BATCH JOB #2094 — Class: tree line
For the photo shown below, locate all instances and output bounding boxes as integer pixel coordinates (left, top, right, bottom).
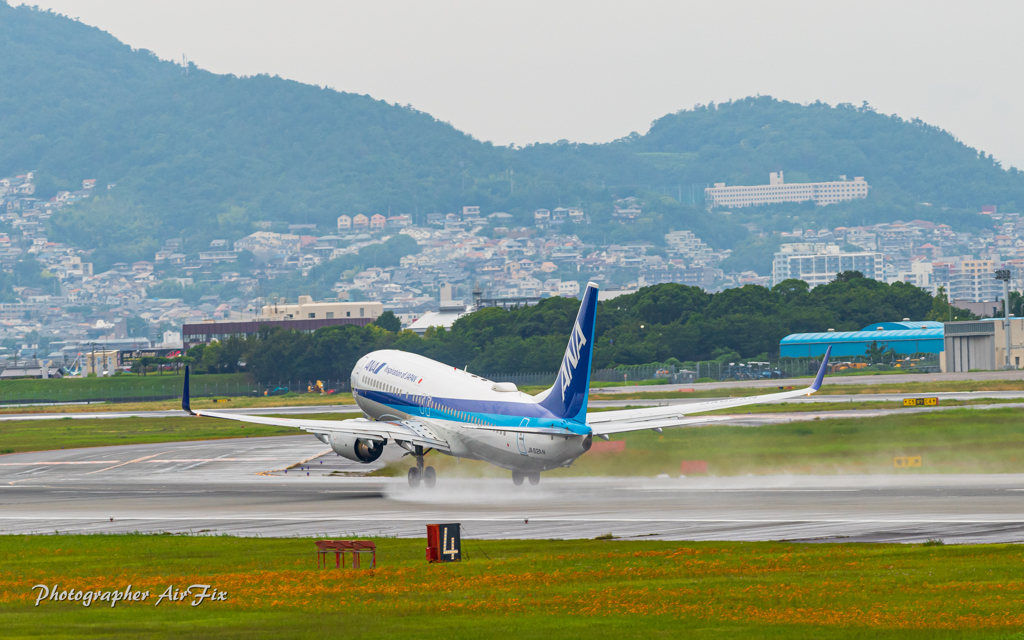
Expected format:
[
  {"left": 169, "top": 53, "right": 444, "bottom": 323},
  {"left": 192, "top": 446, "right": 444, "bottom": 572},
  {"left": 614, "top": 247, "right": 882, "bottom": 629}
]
[{"left": 188, "top": 274, "right": 977, "bottom": 383}]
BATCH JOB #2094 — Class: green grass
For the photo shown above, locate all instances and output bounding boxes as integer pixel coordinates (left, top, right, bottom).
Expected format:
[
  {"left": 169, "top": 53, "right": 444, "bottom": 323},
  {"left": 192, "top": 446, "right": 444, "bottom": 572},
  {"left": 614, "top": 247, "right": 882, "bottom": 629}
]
[
  {"left": 0, "top": 413, "right": 360, "bottom": 454},
  {"left": 0, "top": 372, "right": 250, "bottom": 404},
  {"left": 699, "top": 397, "right": 1024, "bottom": 414},
  {"left": 1, "top": 534, "right": 1023, "bottom": 638}
]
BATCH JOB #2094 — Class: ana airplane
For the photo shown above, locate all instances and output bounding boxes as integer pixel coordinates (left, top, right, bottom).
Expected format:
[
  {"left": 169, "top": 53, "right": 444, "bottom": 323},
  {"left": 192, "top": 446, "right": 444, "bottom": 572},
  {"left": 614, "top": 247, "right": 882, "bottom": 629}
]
[{"left": 181, "top": 283, "right": 832, "bottom": 487}]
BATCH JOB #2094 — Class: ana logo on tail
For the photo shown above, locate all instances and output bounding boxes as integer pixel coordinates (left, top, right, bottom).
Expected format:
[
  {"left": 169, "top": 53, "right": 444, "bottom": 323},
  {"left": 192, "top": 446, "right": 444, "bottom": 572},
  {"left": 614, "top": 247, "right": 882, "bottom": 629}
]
[{"left": 560, "top": 320, "right": 588, "bottom": 400}]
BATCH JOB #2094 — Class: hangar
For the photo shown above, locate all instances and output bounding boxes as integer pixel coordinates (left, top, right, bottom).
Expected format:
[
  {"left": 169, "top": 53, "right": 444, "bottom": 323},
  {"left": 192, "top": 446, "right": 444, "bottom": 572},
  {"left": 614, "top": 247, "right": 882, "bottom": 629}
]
[{"left": 780, "top": 321, "right": 945, "bottom": 358}]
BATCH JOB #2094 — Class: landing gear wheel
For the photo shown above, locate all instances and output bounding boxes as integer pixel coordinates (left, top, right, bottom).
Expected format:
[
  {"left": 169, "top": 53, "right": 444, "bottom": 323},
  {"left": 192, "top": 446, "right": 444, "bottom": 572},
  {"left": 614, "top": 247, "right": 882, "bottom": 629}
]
[
  {"left": 407, "top": 466, "right": 421, "bottom": 488},
  {"left": 512, "top": 470, "right": 524, "bottom": 486},
  {"left": 528, "top": 473, "right": 540, "bottom": 486},
  {"left": 423, "top": 466, "right": 437, "bottom": 488}
]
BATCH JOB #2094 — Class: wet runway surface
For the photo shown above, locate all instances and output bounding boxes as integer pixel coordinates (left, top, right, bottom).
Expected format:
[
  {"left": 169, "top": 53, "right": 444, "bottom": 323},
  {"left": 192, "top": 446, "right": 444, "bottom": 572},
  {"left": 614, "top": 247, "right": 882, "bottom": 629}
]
[{"left": 4, "top": 436, "right": 1024, "bottom": 544}]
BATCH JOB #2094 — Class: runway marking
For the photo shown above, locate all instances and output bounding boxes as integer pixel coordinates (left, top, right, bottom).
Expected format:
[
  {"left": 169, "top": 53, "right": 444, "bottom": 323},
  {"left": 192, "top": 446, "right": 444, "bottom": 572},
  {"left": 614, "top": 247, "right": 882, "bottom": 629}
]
[
  {"left": 256, "top": 448, "right": 332, "bottom": 476},
  {"left": 626, "top": 488, "right": 862, "bottom": 493},
  {"left": 86, "top": 451, "right": 173, "bottom": 474},
  {"left": 143, "top": 458, "right": 288, "bottom": 463},
  {"left": 0, "top": 461, "right": 119, "bottom": 465}
]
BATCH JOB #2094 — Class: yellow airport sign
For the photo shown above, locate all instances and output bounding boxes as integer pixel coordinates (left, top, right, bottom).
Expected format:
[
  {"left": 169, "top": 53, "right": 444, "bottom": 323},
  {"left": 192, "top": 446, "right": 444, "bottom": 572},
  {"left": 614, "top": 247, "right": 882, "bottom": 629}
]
[
  {"left": 894, "top": 456, "right": 922, "bottom": 468},
  {"left": 903, "top": 398, "right": 938, "bottom": 407}
]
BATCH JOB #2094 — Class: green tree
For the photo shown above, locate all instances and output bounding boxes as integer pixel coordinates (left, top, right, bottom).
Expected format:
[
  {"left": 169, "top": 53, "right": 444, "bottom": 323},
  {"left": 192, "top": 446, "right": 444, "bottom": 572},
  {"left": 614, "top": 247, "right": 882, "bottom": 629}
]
[
  {"left": 926, "top": 286, "right": 979, "bottom": 322},
  {"left": 374, "top": 311, "right": 402, "bottom": 333}
]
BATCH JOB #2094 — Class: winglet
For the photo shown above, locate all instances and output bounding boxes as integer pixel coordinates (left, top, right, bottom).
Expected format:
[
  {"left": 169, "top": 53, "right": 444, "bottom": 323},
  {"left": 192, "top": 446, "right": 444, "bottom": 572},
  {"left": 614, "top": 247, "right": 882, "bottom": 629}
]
[
  {"left": 182, "top": 365, "right": 194, "bottom": 415},
  {"left": 810, "top": 345, "right": 832, "bottom": 392}
]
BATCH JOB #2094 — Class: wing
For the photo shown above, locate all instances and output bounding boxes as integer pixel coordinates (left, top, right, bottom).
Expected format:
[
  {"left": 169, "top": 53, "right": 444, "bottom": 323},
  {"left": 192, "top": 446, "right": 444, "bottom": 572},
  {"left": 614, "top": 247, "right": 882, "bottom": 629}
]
[
  {"left": 587, "top": 346, "right": 831, "bottom": 437},
  {"left": 180, "top": 368, "right": 449, "bottom": 451},
  {"left": 191, "top": 409, "right": 451, "bottom": 451}
]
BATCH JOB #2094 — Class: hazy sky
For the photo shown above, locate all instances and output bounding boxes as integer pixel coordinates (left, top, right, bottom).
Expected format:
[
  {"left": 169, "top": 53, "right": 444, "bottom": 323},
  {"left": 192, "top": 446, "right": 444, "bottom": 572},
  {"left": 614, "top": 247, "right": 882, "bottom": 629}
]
[{"left": 21, "top": 1, "right": 1024, "bottom": 168}]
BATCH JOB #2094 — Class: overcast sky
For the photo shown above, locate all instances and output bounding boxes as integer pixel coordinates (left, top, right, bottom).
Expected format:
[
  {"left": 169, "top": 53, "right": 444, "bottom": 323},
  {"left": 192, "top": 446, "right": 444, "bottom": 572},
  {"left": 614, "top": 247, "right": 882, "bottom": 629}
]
[{"left": 22, "top": 1, "right": 1024, "bottom": 169}]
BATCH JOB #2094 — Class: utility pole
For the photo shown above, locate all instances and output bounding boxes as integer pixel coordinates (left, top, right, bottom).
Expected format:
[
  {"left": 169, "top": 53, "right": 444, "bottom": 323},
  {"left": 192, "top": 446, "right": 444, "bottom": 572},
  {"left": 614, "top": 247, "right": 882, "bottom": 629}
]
[{"left": 995, "top": 269, "right": 1013, "bottom": 368}]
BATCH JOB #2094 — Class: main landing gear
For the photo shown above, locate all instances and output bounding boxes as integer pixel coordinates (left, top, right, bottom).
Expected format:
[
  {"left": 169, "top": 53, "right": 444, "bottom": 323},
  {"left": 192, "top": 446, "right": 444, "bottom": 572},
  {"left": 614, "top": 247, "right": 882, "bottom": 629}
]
[
  {"left": 512, "top": 470, "right": 540, "bottom": 486},
  {"left": 407, "top": 445, "right": 436, "bottom": 489}
]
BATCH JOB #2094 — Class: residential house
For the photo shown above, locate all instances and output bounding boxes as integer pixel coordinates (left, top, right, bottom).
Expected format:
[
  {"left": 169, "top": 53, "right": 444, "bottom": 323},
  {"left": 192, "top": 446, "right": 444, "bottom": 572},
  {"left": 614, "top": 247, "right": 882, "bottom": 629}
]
[
  {"left": 387, "top": 214, "right": 412, "bottom": 228},
  {"left": 533, "top": 209, "right": 551, "bottom": 227}
]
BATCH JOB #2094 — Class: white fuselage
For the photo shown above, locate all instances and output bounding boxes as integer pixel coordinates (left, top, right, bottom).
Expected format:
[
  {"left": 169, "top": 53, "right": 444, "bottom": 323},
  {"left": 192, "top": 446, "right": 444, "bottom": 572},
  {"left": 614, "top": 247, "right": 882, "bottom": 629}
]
[{"left": 350, "top": 350, "right": 592, "bottom": 472}]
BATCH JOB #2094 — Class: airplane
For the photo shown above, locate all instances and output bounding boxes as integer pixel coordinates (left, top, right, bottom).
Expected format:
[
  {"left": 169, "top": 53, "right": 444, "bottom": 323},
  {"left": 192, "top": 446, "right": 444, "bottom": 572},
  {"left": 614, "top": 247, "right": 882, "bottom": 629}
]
[{"left": 181, "top": 282, "right": 832, "bottom": 487}]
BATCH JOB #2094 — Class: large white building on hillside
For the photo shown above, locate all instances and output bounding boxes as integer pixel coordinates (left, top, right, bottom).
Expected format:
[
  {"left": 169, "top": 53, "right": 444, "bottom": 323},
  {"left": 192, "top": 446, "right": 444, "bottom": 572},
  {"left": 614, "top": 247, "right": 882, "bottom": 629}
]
[
  {"left": 772, "top": 243, "right": 883, "bottom": 288},
  {"left": 705, "top": 172, "right": 869, "bottom": 209}
]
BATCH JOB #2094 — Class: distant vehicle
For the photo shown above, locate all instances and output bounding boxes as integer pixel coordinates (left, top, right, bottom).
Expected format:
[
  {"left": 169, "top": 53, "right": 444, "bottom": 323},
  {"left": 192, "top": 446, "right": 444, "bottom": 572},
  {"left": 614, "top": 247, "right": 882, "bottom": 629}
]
[
  {"left": 263, "top": 386, "right": 289, "bottom": 396},
  {"left": 894, "top": 358, "right": 921, "bottom": 369},
  {"left": 183, "top": 284, "right": 833, "bottom": 488},
  {"left": 831, "top": 362, "right": 868, "bottom": 373}
]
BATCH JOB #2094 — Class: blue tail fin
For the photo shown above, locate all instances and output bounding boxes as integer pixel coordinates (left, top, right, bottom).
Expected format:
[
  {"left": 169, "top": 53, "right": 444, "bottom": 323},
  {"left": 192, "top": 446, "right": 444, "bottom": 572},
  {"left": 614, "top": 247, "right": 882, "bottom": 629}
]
[{"left": 539, "top": 282, "right": 599, "bottom": 422}]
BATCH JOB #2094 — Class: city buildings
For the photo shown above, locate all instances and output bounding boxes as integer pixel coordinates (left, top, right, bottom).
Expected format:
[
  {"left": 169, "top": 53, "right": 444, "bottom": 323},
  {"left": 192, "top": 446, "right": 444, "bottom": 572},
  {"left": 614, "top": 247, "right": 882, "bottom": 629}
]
[
  {"left": 772, "top": 243, "right": 883, "bottom": 287},
  {"left": 705, "top": 172, "right": 869, "bottom": 209}
]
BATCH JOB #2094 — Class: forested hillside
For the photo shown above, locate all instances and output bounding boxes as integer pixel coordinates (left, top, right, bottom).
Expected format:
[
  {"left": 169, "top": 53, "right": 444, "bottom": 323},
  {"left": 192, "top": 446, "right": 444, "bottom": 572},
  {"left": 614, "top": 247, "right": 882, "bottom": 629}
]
[{"left": 2, "top": 2, "right": 1023, "bottom": 262}]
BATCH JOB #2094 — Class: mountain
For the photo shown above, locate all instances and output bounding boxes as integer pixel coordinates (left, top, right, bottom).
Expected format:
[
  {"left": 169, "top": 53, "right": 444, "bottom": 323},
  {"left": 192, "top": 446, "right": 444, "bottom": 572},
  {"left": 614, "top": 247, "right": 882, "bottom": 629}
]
[{"left": 2, "top": 2, "right": 1023, "bottom": 267}]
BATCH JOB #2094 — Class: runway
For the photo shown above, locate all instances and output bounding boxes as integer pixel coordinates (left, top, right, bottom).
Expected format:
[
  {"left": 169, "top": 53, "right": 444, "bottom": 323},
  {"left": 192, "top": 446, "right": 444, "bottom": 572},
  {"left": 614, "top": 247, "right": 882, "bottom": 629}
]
[{"left": 4, "top": 436, "right": 1024, "bottom": 544}]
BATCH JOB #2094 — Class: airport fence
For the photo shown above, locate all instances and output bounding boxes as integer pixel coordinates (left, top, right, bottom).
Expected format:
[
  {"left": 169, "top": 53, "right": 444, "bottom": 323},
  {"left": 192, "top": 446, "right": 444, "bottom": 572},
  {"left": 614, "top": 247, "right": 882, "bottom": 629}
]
[
  {"left": 484, "top": 353, "right": 941, "bottom": 387},
  {"left": 484, "top": 365, "right": 663, "bottom": 388}
]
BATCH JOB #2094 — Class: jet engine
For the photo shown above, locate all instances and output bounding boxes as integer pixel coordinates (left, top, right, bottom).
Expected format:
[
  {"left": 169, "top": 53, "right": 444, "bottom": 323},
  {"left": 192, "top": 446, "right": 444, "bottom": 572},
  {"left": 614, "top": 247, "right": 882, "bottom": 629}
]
[
  {"left": 330, "top": 433, "right": 386, "bottom": 463},
  {"left": 581, "top": 433, "right": 593, "bottom": 452}
]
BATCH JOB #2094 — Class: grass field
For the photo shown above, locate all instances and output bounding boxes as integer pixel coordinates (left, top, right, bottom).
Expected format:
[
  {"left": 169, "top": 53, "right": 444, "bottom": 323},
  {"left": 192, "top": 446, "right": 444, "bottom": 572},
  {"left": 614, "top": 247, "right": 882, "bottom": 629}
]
[
  {"left": 0, "top": 412, "right": 360, "bottom": 454},
  {"left": 381, "top": 406, "right": 1024, "bottom": 478},
  {"left": 1, "top": 535, "right": 1023, "bottom": 638},
  {"left": 0, "top": 372, "right": 248, "bottom": 402},
  {"left": 0, "top": 392, "right": 356, "bottom": 416},
  {"left": 698, "top": 397, "right": 1024, "bottom": 414}
]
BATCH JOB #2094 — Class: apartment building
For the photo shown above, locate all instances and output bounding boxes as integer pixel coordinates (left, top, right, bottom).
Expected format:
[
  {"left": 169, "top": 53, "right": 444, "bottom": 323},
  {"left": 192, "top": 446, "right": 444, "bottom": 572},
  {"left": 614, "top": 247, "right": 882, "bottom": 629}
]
[
  {"left": 705, "top": 172, "right": 869, "bottom": 209},
  {"left": 771, "top": 243, "right": 883, "bottom": 287},
  {"left": 948, "top": 259, "right": 1002, "bottom": 302}
]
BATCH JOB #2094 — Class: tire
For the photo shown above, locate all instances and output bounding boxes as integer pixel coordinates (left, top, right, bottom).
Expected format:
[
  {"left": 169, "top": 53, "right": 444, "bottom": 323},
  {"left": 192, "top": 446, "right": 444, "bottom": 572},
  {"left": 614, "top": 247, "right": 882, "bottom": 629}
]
[
  {"left": 528, "top": 473, "right": 540, "bottom": 486},
  {"left": 423, "top": 466, "right": 437, "bottom": 488},
  {"left": 512, "top": 470, "right": 524, "bottom": 486},
  {"left": 408, "top": 467, "right": 421, "bottom": 488}
]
